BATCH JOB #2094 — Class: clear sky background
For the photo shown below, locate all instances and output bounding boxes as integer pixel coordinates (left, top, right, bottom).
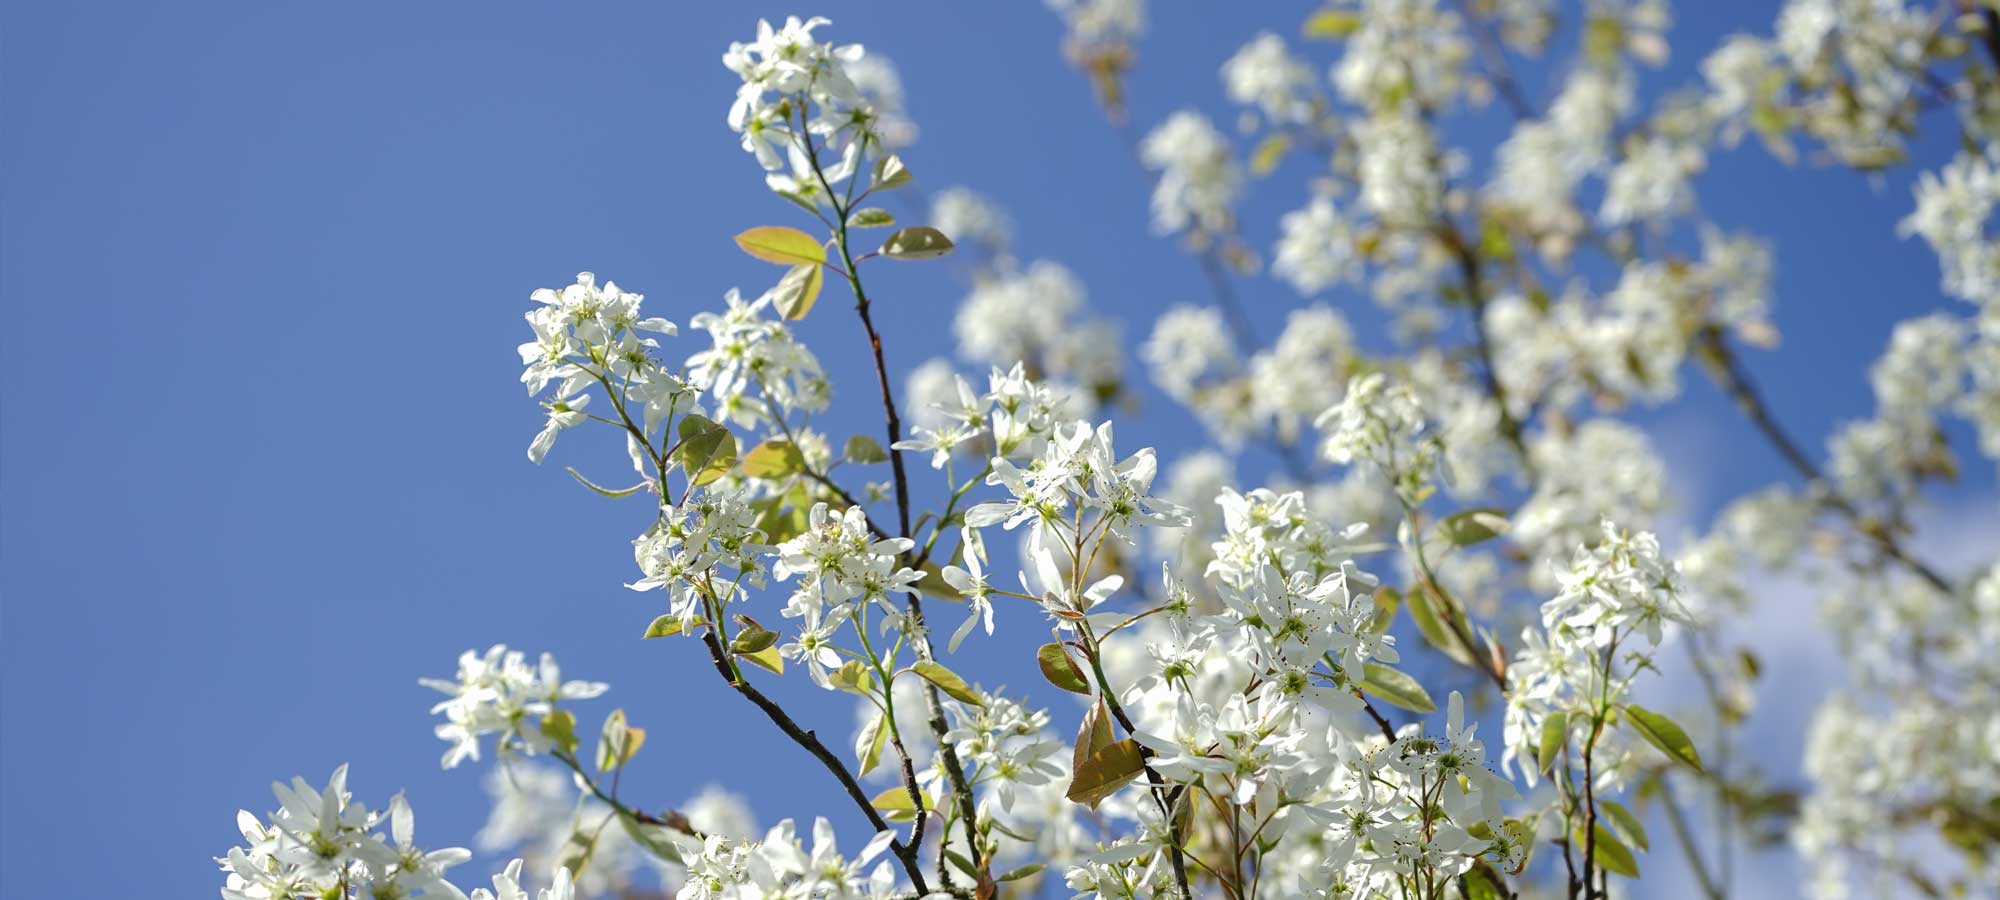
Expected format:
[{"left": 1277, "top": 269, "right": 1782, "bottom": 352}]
[{"left": 2, "top": 2, "right": 1992, "bottom": 898}]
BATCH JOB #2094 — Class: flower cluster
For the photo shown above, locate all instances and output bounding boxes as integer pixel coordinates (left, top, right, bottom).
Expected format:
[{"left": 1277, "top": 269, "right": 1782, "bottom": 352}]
[
  {"left": 420, "top": 645, "right": 609, "bottom": 769},
  {"left": 1503, "top": 520, "right": 1694, "bottom": 787},
  {"left": 217, "top": 9, "right": 2000, "bottom": 900},
  {"left": 217, "top": 766, "right": 476, "bottom": 900},
  {"left": 670, "top": 818, "right": 900, "bottom": 900},
  {"left": 518, "top": 273, "right": 679, "bottom": 464}
]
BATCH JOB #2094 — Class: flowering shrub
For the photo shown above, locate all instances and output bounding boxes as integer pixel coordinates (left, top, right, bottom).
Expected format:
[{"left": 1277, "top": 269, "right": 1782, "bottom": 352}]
[{"left": 218, "top": 5, "right": 2000, "bottom": 900}]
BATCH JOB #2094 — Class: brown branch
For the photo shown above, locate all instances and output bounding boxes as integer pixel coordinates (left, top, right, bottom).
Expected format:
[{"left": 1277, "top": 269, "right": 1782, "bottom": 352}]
[
  {"left": 695, "top": 627, "right": 934, "bottom": 895},
  {"left": 801, "top": 124, "right": 989, "bottom": 878},
  {"left": 1695, "top": 327, "right": 1952, "bottom": 593}
]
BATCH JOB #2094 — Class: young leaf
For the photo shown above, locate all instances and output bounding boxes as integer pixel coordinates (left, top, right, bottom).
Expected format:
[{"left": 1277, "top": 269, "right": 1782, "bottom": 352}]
[
  {"left": 1536, "top": 711, "right": 1569, "bottom": 774},
  {"left": 595, "top": 709, "right": 645, "bottom": 772},
  {"left": 910, "top": 660, "right": 984, "bottom": 706},
  {"left": 1624, "top": 704, "right": 1704, "bottom": 771},
  {"left": 1438, "top": 508, "right": 1511, "bottom": 546},
  {"left": 1065, "top": 738, "right": 1145, "bottom": 808},
  {"left": 915, "top": 560, "right": 959, "bottom": 601},
  {"left": 870, "top": 785, "right": 932, "bottom": 822},
  {"left": 872, "top": 154, "right": 912, "bottom": 190},
  {"left": 855, "top": 711, "right": 890, "bottom": 777},
  {"left": 565, "top": 467, "right": 644, "bottom": 498},
  {"left": 829, "top": 659, "right": 873, "bottom": 695},
  {"left": 1357, "top": 663, "right": 1437, "bottom": 713},
  {"left": 1461, "top": 865, "right": 1507, "bottom": 900},
  {"left": 1250, "top": 133, "right": 1290, "bottom": 176},
  {"left": 1406, "top": 583, "right": 1476, "bottom": 666},
  {"left": 848, "top": 207, "right": 896, "bottom": 228},
  {"left": 1072, "top": 699, "right": 1116, "bottom": 775},
  {"left": 1599, "top": 799, "right": 1649, "bottom": 852},
  {"left": 1576, "top": 823, "right": 1640, "bottom": 878},
  {"left": 1303, "top": 9, "right": 1362, "bottom": 39},
  {"left": 1369, "top": 586, "right": 1400, "bottom": 634},
  {"left": 996, "top": 864, "right": 1046, "bottom": 883},
  {"left": 540, "top": 709, "right": 579, "bottom": 756},
  {"left": 770, "top": 262, "right": 823, "bottom": 320},
  {"left": 1037, "top": 643, "right": 1092, "bottom": 694},
  {"left": 555, "top": 829, "right": 601, "bottom": 883},
  {"left": 643, "top": 614, "right": 697, "bottom": 639},
  {"left": 879, "top": 226, "right": 955, "bottom": 260},
  {"left": 739, "top": 644, "right": 785, "bottom": 675},
  {"left": 620, "top": 816, "right": 686, "bottom": 866},
  {"left": 843, "top": 434, "right": 889, "bottom": 464},
  {"left": 742, "top": 440, "right": 806, "bottom": 479},
  {"left": 733, "top": 226, "right": 826, "bottom": 267},
  {"left": 729, "top": 626, "right": 778, "bottom": 654},
  {"left": 674, "top": 416, "right": 736, "bottom": 487}
]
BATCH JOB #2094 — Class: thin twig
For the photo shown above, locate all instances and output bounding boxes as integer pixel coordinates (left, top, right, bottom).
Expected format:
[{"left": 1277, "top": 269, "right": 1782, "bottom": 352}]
[
  {"left": 1696, "top": 327, "right": 1952, "bottom": 593},
  {"left": 694, "top": 627, "right": 936, "bottom": 895}
]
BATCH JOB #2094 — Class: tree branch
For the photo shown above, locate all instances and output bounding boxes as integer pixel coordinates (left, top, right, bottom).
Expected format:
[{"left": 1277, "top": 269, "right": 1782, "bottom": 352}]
[
  {"left": 1695, "top": 327, "right": 1952, "bottom": 593},
  {"left": 695, "top": 627, "right": 935, "bottom": 895}
]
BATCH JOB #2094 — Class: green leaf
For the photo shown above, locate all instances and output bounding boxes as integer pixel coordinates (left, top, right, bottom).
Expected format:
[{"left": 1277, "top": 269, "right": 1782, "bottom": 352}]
[
  {"left": 1250, "top": 133, "right": 1290, "bottom": 176},
  {"left": 770, "top": 262, "right": 823, "bottom": 320},
  {"left": 870, "top": 785, "right": 933, "bottom": 822},
  {"left": 1407, "top": 582, "right": 1476, "bottom": 666},
  {"left": 1502, "top": 817, "right": 1537, "bottom": 874},
  {"left": 539, "top": 709, "right": 579, "bottom": 756},
  {"left": 849, "top": 207, "right": 896, "bottom": 228},
  {"left": 1072, "top": 699, "right": 1116, "bottom": 774},
  {"left": 565, "top": 467, "right": 644, "bottom": 498},
  {"left": 1438, "top": 508, "right": 1510, "bottom": 546},
  {"left": 1462, "top": 864, "right": 1507, "bottom": 900},
  {"left": 1037, "top": 643, "right": 1092, "bottom": 694},
  {"left": 910, "top": 660, "right": 983, "bottom": 706},
  {"left": 843, "top": 434, "right": 889, "bottom": 464},
  {"left": 753, "top": 492, "right": 811, "bottom": 544},
  {"left": 1369, "top": 586, "right": 1400, "bottom": 634},
  {"left": 879, "top": 226, "right": 955, "bottom": 260},
  {"left": 742, "top": 439, "right": 806, "bottom": 479},
  {"left": 620, "top": 815, "right": 685, "bottom": 866},
  {"left": 1576, "top": 823, "right": 1640, "bottom": 878},
  {"left": 730, "top": 628, "right": 778, "bottom": 654},
  {"left": 555, "top": 829, "right": 600, "bottom": 883},
  {"left": 872, "top": 154, "right": 912, "bottom": 190},
  {"left": 1624, "top": 704, "right": 1704, "bottom": 771},
  {"left": 729, "top": 615, "right": 779, "bottom": 654},
  {"left": 734, "top": 226, "right": 826, "bottom": 267},
  {"left": 1600, "top": 799, "right": 1649, "bottom": 852},
  {"left": 1537, "top": 711, "right": 1569, "bottom": 775},
  {"left": 1065, "top": 738, "right": 1145, "bottom": 808},
  {"left": 996, "top": 864, "right": 1046, "bottom": 883},
  {"left": 642, "top": 614, "right": 699, "bottom": 639},
  {"left": 915, "top": 560, "right": 959, "bottom": 601},
  {"left": 828, "top": 659, "right": 873, "bottom": 695},
  {"left": 855, "top": 710, "right": 890, "bottom": 777},
  {"left": 1356, "top": 663, "right": 1437, "bottom": 713},
  {"left": 674, "top": 415, "right": 737, "bottom": 487},
  {"left": 740, "top": 644, "right": 785, "bottom": 675},
  {"left": 595, "top": 709, "right": 645, "bottom": 772},
  {"left": 1303, "top": 9, "right": 1362, "bottom": 39},
  {"left": 774, "top": 189, "right": 824, "bottom": 217}
]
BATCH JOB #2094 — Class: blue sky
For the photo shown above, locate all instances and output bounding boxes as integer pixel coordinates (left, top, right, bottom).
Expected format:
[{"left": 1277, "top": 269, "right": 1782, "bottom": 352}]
[{"left": 2, "top": 2, "right": 1990, "bottom": 898}]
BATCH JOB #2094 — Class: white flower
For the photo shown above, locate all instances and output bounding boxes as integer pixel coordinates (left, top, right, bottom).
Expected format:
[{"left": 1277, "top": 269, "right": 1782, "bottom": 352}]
[
  {"left": 1273, "top": 198, "right": 1361, "bottom": 296},
  {"left": 528, "top": 393, "right": 589, "bottom": 464},
  {"left": 1222, "top": 32, "right": 1316, "bottom": 124},
  {"left": 419, "top": 646, "right": 607, "bottom": 769},
  {"left": 1600, "top": 136, "right": 1703, "bottom": 226},
  {"left": 1138, "top": 110, "right": 1242, "bottom": 235}
]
